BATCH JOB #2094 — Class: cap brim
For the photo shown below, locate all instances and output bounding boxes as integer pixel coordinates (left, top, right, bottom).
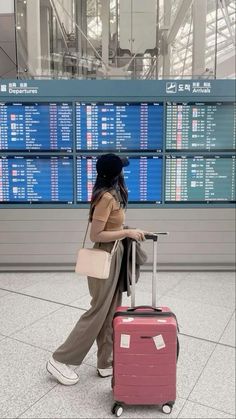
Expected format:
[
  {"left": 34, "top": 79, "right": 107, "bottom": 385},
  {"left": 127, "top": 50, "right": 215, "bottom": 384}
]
[{"left": 120, "top": 156, "right": 129, "bottom": 167}]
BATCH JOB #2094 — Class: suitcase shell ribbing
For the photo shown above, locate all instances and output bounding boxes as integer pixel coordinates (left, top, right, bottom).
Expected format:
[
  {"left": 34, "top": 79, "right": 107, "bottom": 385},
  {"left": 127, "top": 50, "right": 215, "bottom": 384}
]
[
  {"left": 113, "top": 306, "right": 177, "bottom": 405},
  {"left": 112, "top": 234, "right": 178, "bottom": 415}
]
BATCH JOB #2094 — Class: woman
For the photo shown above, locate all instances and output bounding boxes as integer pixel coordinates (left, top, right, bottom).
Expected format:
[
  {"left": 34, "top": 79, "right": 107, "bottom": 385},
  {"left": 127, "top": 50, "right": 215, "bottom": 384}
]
[{"left": 46, "top": 153, "right": 145, "bottom": 385}]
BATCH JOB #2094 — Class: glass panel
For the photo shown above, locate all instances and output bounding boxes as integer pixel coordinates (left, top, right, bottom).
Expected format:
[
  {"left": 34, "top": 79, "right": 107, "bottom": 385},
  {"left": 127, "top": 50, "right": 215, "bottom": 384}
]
[{"left": 14, "top": 0, "right": 235, "bottom": 79}]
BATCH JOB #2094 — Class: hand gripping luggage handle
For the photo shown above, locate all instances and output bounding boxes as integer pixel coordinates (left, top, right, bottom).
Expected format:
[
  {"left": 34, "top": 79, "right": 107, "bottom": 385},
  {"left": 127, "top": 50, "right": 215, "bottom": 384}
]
[
  {"left": 144, "top": 232, "right": 169, "bottom": 240},
  {"left": 144, "top": 233, "right": 158, "bottom": 241}
]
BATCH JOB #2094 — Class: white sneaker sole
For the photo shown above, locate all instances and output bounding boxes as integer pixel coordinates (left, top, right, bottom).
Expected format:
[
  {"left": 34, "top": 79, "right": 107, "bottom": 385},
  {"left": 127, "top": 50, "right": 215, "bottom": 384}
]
[
  {"left": 97, "top": 368, "right": 113, "bottom": 378},
  {"left": 46, "top": 360, "right": 79, "bottom": 386}
]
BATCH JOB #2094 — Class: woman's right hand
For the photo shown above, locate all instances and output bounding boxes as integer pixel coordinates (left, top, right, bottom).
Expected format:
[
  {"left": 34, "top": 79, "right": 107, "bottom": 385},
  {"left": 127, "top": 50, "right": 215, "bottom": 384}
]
[{"left": 125, "top": 229, "right": 146, "bottom": 241}]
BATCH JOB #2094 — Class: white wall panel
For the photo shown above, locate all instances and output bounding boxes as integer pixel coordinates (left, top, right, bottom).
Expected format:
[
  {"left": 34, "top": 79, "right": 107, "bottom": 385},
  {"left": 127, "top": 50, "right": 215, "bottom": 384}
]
[
  {"left": 0, "top": 208, "right": 235, "bottom": 270},
  {"left": 0, "top": 1, "right": 14, "bottom": 14}
]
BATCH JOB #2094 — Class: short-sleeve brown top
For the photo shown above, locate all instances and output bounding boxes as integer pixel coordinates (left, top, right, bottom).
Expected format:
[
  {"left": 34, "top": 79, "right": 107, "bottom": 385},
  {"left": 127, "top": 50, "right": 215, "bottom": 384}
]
[{"left": 92, "top": 192, "right": 125, "bottom": 231}]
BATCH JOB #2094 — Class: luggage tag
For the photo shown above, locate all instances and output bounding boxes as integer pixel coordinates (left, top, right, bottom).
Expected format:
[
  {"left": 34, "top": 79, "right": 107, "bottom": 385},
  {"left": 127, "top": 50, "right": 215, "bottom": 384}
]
[
  {"left": 153, "top": 334, "right": 166, "bottom": 350},
  {"left": 120, "top": 334, "right": 130, "bottom": 349}
]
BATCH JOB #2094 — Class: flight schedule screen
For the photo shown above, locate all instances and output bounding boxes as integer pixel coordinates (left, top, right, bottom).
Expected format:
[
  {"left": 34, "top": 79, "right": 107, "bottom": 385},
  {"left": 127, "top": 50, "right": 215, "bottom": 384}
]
[
  {"left": 165, "top": 155, "right": 236, "bottom": 203},
  {"left": 76, "top": 102, "right": 163, "bottom": 151},
  {"left": 166, "top": 102, "right": 236, "bottom": 151},
  {"left": 77, "top": 156, "right": 162, "bottom": 203},
  {"left": 0, "top": 102, "right": 73, "bottom": 151},
  {"left": 0, "top": 94, "right": 235, "bottom": 207},
  {"left": 0, "top": 156, "right": 73, "bottom": 203}
]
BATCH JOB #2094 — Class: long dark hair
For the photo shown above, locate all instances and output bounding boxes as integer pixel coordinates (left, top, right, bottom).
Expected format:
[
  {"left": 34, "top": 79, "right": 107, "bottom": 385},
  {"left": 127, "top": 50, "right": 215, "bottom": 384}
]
[{"left": 89, "top": 173, "right": 128, "bottom": 222}]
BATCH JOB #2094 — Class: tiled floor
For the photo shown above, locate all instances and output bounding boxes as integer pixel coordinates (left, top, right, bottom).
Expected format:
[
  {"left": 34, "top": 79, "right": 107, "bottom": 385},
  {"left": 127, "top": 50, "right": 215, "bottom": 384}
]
[{"left": 0, "top": 271, "right": 235, "bottom": 419}]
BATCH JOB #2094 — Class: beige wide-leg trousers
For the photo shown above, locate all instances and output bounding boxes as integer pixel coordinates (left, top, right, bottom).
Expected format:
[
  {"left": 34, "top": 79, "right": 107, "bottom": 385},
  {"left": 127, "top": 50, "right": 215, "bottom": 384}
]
[{"left": 53, "top": 241, "right": 124, "bottom": 369}]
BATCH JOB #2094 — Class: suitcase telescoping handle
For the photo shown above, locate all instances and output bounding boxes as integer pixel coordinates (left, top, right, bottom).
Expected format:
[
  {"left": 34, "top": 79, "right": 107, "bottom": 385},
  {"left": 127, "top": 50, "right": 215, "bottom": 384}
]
[{"left": 131, "top": 232, "right": 168, "bottom": 308}]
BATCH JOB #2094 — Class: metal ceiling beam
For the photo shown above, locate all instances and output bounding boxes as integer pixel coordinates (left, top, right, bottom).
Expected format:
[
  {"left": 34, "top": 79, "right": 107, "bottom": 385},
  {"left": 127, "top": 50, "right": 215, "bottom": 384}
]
[
  {"left": 219, "top": 0, "right": 235, "bottom": 45},
  {"left": 172, "top": 40, "right": 235, "bottom": 66},
  {"left": 192, "top": 0, "right": 207, "bottom": 76},
  {"left": 172, "top": 15, "right": 235, "bottom": 46},
  {"left": 101, "top": 0, "right": 109, "bottom": 70},
  {"left": 55, "top": 0, "right": 108, "bottom": 70},
  {"left": 172, "top": 38, "right": 235, "bottom": 71},
  {"left": 216, "top": 49, "right": 236, "bottom": 77},
  {"left": 162, "top": 0, "right": 171, "bottom": 77},
  {"left": 171, "top": 6, "right": 235, "bottom": 46},
  {"left": 49, "top": 0, "right": 70, "bottom": 52},
  {"left": 167, "top": 0, "right": 194, "bottom": 45},
  {"left": 170, "top": 20, "right": 235, "bottom": 60}
]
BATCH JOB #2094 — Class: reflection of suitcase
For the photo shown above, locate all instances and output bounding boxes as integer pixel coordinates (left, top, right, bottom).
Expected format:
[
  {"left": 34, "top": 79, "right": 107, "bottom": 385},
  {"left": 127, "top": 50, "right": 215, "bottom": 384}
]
[{"left": 112, "top": 233, "right": 179, "bottom": 417}]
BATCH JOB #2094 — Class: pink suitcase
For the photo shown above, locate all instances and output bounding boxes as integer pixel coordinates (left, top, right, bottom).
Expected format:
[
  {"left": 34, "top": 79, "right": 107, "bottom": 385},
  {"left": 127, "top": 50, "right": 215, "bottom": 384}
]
[{"left": 112, "top": 233, "right": 179, "bottom": 417}]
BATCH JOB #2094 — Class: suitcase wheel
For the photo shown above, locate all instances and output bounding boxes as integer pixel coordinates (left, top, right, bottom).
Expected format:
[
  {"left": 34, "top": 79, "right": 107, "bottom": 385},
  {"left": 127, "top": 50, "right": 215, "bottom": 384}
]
[
  {"left": 162, "top": 403, "right": 173, "bottom": 414},
  {"left": 112, "top": 403, "right": 123, "bottom": 417}
]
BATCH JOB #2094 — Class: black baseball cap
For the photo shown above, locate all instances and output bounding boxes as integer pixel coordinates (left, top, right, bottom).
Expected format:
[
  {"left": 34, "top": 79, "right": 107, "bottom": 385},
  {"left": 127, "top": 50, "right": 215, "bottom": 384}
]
[{"left": 96, "top": 154, "right": 129, "bottom": 179}]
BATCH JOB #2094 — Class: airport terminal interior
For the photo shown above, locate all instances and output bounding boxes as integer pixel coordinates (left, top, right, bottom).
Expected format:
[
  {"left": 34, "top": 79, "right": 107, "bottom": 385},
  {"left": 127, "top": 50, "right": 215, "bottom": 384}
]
[{"left": 0, "top": 0, "right": 235, "bottom": 418}]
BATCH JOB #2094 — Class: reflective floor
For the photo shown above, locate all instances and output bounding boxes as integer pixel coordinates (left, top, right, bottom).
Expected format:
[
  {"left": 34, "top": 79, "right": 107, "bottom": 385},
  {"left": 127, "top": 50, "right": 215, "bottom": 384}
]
[{"left": 0, "top": 271, "right": 235, "bottom": 418}]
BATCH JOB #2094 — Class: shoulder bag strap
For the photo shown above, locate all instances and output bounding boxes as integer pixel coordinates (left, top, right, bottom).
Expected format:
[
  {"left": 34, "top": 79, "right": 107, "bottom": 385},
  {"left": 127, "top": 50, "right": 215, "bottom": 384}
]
[
  {"left": 82, "top": 221, "right": 119, "bottom": 254},
  {"left": 82, "top": 221, "right": 90, "bottom": 248},
  {"left": 110, "top": 239, "right": 120, "bottom": 255}
]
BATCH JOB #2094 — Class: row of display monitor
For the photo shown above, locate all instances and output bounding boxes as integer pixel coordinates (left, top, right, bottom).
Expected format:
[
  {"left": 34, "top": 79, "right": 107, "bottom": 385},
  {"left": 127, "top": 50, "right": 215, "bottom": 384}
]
[
  {"left": 0, "top": 101, "right": 235, "bottom": 151},
  {"left": 0, "top": 155, "right": 235, "bottom": 204}
]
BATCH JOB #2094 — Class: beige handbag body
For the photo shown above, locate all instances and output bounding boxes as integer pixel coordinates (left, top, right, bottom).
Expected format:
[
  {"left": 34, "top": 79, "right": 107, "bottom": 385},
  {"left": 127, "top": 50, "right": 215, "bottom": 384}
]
[{"left": 75, "top": 222, "right": 119, "bottom": 279}]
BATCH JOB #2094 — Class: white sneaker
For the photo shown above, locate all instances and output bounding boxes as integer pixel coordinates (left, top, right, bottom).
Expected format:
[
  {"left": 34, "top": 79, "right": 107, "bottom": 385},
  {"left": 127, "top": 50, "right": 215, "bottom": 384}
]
[
  {"left": 97, "top": 366, "right": 113, "bottom": 378},
  {"left": 46, "top": 356, "right": 79, "bottom": 386}
]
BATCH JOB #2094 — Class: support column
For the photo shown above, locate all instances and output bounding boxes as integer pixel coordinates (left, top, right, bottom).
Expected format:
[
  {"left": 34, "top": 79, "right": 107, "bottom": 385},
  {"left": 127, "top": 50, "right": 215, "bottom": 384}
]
[
  {"left": 101, "top": 0, "right": 110, "bottom": 74},
  {"left": 76, "top": 0, "right": 87, "bottom": 77},
  {"left": 26, "top": 0, "right": 41, "bottom": 76},
  {"left": 162, "top": 0, "right": 171, "bottom": 78},
  {"left": 40, "top": 5, "right": 50, "bottom": 75},
  {"left": 167, "top": 0, "right": 193, "bottom": 44},
  {"left": 192, "top": 0, "right": 207, "bottom": 77}
]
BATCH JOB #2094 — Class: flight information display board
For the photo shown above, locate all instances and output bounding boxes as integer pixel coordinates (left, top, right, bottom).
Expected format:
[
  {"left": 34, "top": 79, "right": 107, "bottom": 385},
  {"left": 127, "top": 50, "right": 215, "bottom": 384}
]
[
  {"left": 166, "top": 102, "right": 236, "bottom": 151},
  {"left": 77, "top": 156, "right": 162, "bottom": 203},
  {"left": 76, "top": 102, "right": 163, "bottom": 151},
  {"left": 165, "top": 155, "right": 236, "bottom": 203},
  {"left": 0, "top": 156, "right": 73, "bottom": 203},
  {"left": 0, "top": 102, "right": 73, "bottom": 151},
  {"left": 0, "top": 79, "right": 235, "bottom": 207}
]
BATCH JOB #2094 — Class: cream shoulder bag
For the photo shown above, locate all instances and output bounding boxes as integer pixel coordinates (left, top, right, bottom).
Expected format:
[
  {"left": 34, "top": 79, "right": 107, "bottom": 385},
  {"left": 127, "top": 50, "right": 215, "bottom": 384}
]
[{"left": 75, "top": 222, "right": 119, "bottom": 279}]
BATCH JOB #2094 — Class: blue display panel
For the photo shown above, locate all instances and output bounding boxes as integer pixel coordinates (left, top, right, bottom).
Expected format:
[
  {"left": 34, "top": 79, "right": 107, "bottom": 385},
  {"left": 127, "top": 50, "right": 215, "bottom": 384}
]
[
  {"left": 0, "top": 156, "right": 73, "bottom": 203},
  {"left": 124, "top": 156, "right": 162, "bottom": 203},
  {"left": 165, "top": 155, "right": 236, "bottom": 203},
  {"left": 0, "top": 102, "right": 73, "bottom": 151},
  {"left": 76, "top": 103, "right": 163, "bottom": 151},
  {"left": 0, "top": 80, "right": 235, "bottom": 208},
  {"left": 77, "top": 155, "right": 162, "bottom": 203},
  {"left": 166, "top": 102, "right": 236, "bottom": 151}
]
